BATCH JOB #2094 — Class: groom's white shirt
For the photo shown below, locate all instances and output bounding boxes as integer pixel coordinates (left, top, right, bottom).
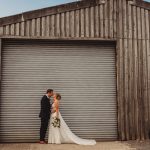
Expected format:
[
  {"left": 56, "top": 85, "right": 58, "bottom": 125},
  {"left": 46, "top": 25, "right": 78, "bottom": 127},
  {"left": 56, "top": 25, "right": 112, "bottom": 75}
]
[
  {"left": 46, "top": 94, "right": 50, "bottom": 99},
  {"left": 46, "top": 94, "right": 52, "bottom": 105}
]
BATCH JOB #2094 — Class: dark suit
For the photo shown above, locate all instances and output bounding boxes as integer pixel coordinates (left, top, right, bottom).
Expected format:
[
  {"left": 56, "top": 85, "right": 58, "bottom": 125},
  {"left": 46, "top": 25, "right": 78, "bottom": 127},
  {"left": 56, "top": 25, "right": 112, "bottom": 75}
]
[{"left": 39, "top": 95, "right": 51, "bottom": 141}]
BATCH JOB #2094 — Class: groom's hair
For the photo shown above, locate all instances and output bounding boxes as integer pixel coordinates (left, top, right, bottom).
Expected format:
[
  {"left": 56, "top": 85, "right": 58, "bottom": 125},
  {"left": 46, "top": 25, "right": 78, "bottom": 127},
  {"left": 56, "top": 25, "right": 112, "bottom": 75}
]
[{"left": 47, "top": 89, "right": 53, "bottom": 93}]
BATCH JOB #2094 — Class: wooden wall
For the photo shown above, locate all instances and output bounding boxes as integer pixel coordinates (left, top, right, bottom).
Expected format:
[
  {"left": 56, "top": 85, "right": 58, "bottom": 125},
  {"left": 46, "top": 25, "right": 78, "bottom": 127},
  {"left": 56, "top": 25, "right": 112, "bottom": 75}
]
[
  {"left": 0, "top": 0, "right": 150, "bottom": 141},
  {"left": 116, "top": 0, "right": 150, "bottom": 140},
  {"left": 0, "top": 1, "right": 117, "bottom": 38}
]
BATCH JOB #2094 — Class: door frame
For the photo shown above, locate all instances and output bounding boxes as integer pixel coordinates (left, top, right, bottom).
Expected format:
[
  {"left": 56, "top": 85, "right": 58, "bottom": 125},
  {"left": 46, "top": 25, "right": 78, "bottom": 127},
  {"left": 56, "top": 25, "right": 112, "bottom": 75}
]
[{"left": 0, "top": 37, "right": 118, "bottom": 142}]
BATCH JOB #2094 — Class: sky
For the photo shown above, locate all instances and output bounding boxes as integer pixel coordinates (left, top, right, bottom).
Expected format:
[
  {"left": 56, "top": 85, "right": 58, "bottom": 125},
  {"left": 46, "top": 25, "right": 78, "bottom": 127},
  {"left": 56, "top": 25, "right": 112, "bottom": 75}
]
[
  {"left": 0, "top": 0, "right": 150, "bottom": 18},
  {"left": 0, "top": 0, "right": 76, "bottom": 17}
]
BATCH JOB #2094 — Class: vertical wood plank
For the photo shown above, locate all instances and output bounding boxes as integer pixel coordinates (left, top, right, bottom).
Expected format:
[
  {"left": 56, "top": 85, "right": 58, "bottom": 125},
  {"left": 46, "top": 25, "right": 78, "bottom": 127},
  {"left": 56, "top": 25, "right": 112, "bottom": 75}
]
[
  {"left": 66, "top": 12, "right": 70, "bottom": 37},
  {"left": 133, "top": 39, "right": 139, "bottom": 139},
  {"left": 45, "top": 16, "right": 50, "bottom": 37},
  {"left": 117, "top": 0, "right": 125, "bottom": 140},
  {"left": 141, "top": 9, "right": 146, "bottom": 40},
  {"left": 0, "top": 38, "right": 1, "bottom": 83},
  {"left": 85, "top": 8, "right": 90, "bottom": 37},
  {"left": 133, "top": 5, "right": 140, "bottom": 140},
  {"left": 145, "top": 10, "right": 149, "bottom": 40},
  {"left": 15, "top": 23, "right": 20, "bottom": 36},
  {"left": 104, "top": 0, "right": 108, "bottom": 38},
  {"left": 127, "top": 1, "right": 134, "bottom": 140},
  {"left": 36, "top": 18, "right": 41, "bottom": 37},
  {"left": 124, "top": 38, "right": 130, "bottom": 140},
  {"left": 75, "top": 10, "right": 80, "bottom": 37},
  {"left": 117, "top": 0, "right": 123, "bottom": 39},
  {"left": 41, "top": 17, "right": 46, "bottom": 37},
  {"left": 137, "top": 8, "right": 142, "bottom": 40},
  {"left": 10, "top": 24, "right": 15, "bottom": 35},
  {"left": 90, "top": 7, "right": 94, "bottom": 37},
  {"left": 20, "top": 22, "right": 25, "bottom": 36},
  {"left": 50, "top": 15, "right": 55, "bottom": 37},
  {"left": 139, "top": 8, "right": 145, "bottom": 140},
  {"left": 138, "top": 41, "right": 143, "bottom": 140},
  {"left": 5, "top": 25, "right": 9, "bottom": 35},
  {"left": 137, "top": 39, "right": 143, "bottom": 140},
  {"left": 145, "top": 10, "right": 150, "bottom": 132},
  {"left": 113, "top": 0, "right": 117, "bottom": 38},
  {"left": 109, "top": 0, "right": 113, "bottom": 38},
  {"left": 100, "top": 4, "right": 104, "bottom": 38},
  {"left": 31, "top": 19, "right": 35, "bottom": 36},
  {"left": 0, "top": 38, "right": 1, "bottom": 123},
  {"left": 95, "top": 5, "right": 99, "bottom": 37},
  {"left": 70, "top": 11, "right": 75, "bottom": 37},
  {"left": 56, "top": 14, "right": 60, "bottom": 37},
  {"left": 141, "top": 8, "right": 149, "bottom": 139},
  {"left": 0, "top": 27, "right": 3, "bottom": 35},
  {"left": 137, "top": 7, "right": 142, "bottom": 140},
  {"left": 60, "top": 13, "right": 65, "bottom": 37},
  {"left": 147, "top": 38, "right": 150, "bottom": 132},
  {"left": 80, "top": 9, "right": 85, "bottom": 37},
  {"left": 117, "top": 39, "right": 125, "bottom": 140},
  {"left": 26, "top": 20, "right": 30, "bottom": 36},
  {"left": 123, "top": 0, "right": 127, "bottom": 39},
  {"left": 0, "top": 38, "right": 1, "bottom": 98}
]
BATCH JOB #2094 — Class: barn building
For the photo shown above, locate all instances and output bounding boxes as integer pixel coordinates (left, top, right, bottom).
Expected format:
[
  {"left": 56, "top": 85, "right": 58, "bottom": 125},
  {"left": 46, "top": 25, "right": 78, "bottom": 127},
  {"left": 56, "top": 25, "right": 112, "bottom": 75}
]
[{"left": 0, "top": 0, "right": 150, "bottom": 142}]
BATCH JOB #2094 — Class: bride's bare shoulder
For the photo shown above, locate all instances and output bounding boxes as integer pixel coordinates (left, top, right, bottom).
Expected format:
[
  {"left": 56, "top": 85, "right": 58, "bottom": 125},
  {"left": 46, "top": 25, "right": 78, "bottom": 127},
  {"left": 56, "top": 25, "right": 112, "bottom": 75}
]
[{"left": 55, "top": 100, "right": 59, "bottom": 106}]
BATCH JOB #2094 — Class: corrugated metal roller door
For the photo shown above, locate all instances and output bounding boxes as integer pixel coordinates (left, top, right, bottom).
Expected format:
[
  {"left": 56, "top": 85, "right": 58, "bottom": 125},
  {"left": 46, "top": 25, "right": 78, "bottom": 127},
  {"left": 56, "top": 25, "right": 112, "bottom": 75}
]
[{"left": 0, "top": 39, "right": 117, "bottom": 142}]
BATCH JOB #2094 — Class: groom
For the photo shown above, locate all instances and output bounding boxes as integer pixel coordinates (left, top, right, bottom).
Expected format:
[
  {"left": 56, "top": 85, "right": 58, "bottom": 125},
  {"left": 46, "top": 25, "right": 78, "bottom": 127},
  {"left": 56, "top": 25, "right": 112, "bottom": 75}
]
[{"left": 39, "top": 89, "right": 54, "bottom": 144}]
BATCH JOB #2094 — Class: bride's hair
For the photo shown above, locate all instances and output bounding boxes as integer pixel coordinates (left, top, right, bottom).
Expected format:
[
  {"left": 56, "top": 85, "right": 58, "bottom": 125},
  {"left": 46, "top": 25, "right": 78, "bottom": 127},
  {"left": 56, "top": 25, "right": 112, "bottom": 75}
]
[{"left": 56, "top": 93, "right": 61, "bottom": 100}]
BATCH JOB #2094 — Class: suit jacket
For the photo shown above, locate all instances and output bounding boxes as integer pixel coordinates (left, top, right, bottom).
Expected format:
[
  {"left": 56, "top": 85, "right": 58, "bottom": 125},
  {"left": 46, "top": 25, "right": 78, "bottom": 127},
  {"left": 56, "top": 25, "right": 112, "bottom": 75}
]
[{"left": 39, "top": 95, "right": 51, "bottom": 119}]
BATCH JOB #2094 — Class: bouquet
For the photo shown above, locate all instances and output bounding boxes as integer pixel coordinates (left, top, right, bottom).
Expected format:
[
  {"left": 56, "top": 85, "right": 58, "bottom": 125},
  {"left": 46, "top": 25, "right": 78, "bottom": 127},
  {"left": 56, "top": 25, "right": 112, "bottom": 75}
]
[{"left": 52, "top": 117, "right": 61, "bottom": 128}]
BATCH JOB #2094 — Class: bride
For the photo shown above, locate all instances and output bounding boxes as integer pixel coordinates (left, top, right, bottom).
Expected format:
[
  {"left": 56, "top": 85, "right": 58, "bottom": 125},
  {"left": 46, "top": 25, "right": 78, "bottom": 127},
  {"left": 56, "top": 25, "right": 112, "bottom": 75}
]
[{"left": 48, "top": 93, "right": 96, "bottom": 145}]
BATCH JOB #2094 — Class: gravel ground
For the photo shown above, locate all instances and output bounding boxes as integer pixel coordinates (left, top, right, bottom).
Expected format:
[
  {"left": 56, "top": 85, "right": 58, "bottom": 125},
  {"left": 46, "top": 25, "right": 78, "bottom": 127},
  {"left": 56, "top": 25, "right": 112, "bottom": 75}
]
[
  {"left": 0, "top": 140, "right": 150, "bottom": 150},
  {"left": 0, "top": 141, "right": 135, "bottom": 150},
  {"left": 125, "top": 140, "right": 150, "bottom": 150}
]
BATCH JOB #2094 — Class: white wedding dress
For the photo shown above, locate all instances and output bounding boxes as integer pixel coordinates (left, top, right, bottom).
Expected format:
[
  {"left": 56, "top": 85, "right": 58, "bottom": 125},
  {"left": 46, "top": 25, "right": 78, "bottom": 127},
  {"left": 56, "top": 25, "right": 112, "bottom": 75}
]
[{"left": 48, "top": 103, "right": 96, "bottom": 145}]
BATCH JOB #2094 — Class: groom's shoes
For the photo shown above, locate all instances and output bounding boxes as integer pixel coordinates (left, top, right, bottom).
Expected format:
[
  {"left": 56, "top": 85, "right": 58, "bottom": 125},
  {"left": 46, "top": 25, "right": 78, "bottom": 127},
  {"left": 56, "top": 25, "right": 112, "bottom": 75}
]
[{"left": 39, "top": 141, "right": 47, "bottom": 144}]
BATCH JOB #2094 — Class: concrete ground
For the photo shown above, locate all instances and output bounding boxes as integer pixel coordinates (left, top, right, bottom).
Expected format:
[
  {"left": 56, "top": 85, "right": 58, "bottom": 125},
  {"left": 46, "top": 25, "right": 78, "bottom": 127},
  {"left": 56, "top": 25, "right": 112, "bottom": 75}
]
[{"left": 0, "top": 141, "right": 137, "bottom": 150}]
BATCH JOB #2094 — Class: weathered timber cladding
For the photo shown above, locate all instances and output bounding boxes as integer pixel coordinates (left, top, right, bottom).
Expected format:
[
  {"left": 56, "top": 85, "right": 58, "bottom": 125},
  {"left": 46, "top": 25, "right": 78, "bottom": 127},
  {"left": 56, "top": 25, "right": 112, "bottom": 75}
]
[
  {"left": 0, "top": 38, "right": 1, "bottom": 82},
  {"left": 0, "top": 1, "right": 116, "bottom": 38},
  {"left": 116, "top": 0, "right": 150, "bottom": 140},
  {"left": 0, "top": 0, "right": 149, "bottom": 141}
]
